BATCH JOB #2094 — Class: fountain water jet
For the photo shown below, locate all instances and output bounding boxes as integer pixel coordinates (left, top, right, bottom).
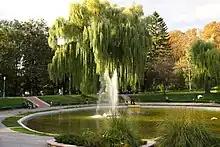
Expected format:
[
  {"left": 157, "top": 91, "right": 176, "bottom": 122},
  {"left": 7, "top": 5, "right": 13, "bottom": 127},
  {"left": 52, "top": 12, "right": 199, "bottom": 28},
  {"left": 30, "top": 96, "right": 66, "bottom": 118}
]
[
  {"left": 110, "top": 69, "right": 118, "bottom": 115},
  {"left": 94, "top": 69, "right": 118, "bottom": 118}
]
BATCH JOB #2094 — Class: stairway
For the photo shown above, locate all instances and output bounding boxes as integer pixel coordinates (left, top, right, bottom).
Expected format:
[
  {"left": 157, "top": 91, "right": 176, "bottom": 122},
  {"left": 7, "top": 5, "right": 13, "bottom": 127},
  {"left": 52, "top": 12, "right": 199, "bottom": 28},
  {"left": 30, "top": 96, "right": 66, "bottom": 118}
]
[{"left": 25, "top": 96, "right": 50, "bottom": 108}]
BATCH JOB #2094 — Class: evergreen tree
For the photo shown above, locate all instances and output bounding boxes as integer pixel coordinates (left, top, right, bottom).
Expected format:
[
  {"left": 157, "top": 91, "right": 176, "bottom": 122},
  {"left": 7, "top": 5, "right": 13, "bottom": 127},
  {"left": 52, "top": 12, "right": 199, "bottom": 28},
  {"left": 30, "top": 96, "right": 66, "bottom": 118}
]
[
  {"left": 147, "top": 11, "right": 171, "bottom": 61},
  {"left": 146, "top": 11, "right": 174, "bottom": 94}
]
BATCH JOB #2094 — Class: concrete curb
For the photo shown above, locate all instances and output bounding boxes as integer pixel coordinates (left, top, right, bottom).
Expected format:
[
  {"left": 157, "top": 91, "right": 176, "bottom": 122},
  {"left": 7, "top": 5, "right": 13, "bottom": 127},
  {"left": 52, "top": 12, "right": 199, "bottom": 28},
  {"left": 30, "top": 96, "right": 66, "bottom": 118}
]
[
  {"left": 47, "top": 139, "right": 77, "bottom": 147},
  {"left": 17, "top": 105, "right": 127, "bottom": 135},
  {"left": 47, "top": 139, "right": 155, "bottom": 147}
]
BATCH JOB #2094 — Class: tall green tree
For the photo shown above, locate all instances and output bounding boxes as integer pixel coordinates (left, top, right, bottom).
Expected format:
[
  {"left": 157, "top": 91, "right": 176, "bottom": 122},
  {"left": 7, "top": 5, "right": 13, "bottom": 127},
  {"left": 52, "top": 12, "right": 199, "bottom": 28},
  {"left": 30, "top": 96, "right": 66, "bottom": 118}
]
[
  {"left": 146, "top": 11, "right": 174, "bottom": 94},
  {"left": 191, "top": 39, "right": 220, "bottom": 93},
  {"left": 0, "top": 20, "right": 22, "bottom": 96},
  {"left": 48, "top": 0, "right": 152, "bottom": 94},
  {"left": 0, "top": 19, "right": 52, "bottom": 96},
  {"left": 20, "top": 19, "right": 53, "bottom": 95}
]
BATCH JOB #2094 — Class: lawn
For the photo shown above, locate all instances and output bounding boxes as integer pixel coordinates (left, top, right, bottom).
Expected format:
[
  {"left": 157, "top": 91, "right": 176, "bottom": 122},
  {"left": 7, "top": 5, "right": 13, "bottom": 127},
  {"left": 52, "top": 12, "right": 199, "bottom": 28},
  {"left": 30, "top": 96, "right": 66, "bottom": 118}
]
[
  {"left": 130, "top": 92, "right": 220, "bottom": 103},
  {"left": 0, "top": 98, "right": 25, "bottom": 110},
  {"left": 0, "top": 92, "right": 220, "bottom": 111},
  {"left": 39, "top": 94, "right": 98, "bottom": 106},
  {"left": 2, "top": 112, "right": 33, "bottom": 127},
  {"left": 0, "top": 94, "right": 98, "bottom": 110},
  {"left": 2, "top": 111, "right": 56, "bottom": 136}
]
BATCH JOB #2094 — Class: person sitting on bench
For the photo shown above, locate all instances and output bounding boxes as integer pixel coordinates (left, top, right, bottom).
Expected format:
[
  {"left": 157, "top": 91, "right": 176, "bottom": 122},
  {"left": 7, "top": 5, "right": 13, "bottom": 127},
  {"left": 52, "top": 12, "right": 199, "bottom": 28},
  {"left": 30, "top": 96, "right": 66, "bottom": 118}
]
[{"left": 130, "top": 98, "right": 135, "bottom": 105}]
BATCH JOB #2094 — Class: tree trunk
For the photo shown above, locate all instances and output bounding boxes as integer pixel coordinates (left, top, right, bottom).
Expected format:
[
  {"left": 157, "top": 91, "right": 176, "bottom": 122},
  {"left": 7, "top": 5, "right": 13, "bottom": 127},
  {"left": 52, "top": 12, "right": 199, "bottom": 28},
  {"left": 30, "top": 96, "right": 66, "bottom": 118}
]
[
  {"left": 188, "top": 70, "right": 192, "bottom": 91},
  {"left": 204, "top": 77, "right": 211, "bottom": 94},
  {"left": 68, "top": 76, "right": 71, "bottom": 95},
  {"left": 163, "top": 84, "right": 166, "bottom": 95},
  {"left": 205, "top": 86, "right": 211, "bottom": 94}
]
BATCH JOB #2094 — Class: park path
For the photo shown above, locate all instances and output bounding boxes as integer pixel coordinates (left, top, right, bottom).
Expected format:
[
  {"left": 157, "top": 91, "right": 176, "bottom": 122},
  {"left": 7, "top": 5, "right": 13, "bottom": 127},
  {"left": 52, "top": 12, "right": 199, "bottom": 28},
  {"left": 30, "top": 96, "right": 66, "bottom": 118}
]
[{"left": 1, "top": 103, "right": 220, "bottom": 147}]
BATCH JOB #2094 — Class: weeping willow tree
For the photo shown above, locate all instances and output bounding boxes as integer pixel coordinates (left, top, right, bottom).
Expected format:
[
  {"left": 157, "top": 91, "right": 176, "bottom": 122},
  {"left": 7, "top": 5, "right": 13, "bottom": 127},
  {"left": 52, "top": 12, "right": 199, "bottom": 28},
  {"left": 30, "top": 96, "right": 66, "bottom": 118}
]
[
  {"left": 48, "top": 0, "right": 152, "bottom": 94},
  {"left": 191, "top": 39, "right": 220, "bottom": 93}
]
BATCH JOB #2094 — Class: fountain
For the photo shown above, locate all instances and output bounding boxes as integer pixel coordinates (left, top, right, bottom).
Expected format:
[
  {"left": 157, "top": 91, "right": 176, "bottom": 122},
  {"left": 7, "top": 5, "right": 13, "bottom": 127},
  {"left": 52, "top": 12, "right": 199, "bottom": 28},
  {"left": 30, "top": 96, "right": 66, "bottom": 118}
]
[{"left": 92, "top": 69, "right": 119, "bottom": 118}]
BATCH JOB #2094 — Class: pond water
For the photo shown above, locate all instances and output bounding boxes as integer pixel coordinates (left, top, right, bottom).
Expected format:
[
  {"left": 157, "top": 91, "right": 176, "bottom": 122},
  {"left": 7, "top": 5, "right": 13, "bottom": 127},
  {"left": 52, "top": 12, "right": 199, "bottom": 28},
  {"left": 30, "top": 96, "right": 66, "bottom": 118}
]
[{"left": 25, "top": 107, "right": 220, "bottom": 138}]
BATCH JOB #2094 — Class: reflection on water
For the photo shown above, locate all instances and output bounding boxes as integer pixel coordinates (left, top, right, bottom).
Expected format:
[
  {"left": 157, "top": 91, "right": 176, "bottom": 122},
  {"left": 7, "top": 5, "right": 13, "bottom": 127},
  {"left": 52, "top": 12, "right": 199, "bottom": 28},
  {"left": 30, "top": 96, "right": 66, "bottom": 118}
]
[{"left": 26, "top": 108, "right": 220, "bottom": 138}]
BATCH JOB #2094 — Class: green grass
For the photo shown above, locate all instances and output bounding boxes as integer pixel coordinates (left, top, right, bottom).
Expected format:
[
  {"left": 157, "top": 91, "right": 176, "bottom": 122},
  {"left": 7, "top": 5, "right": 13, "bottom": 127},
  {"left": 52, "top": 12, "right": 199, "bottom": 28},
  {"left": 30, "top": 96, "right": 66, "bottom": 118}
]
[
  {"left": 0, "top": 91, "right": 219, "bottom": 111},
  {"left": 0, "top": 98, "right": 26, "bottom": 110},
  {"left": 2, "top": 112, "right": 34, "bottom": 127},
  {"left": 39, "top": 94, "right": 98, "bottom": 106},
  {"left": 2, "top": 111, "right": 57, "bottom": 136},
  {"left": 130, "top": 92, "right": 220, "bottom": 103},
  {"left": 0, "top": 94, "right": 97, "bottom": 111},
  {"left": 157, "top": 109, "right": 220, "bottom": 147},
  {"left": 10, "top": 127, "right": 55, "bottom": 136},
  {"left": 1, "top": 112, "right": 51, "bottom": 136}
]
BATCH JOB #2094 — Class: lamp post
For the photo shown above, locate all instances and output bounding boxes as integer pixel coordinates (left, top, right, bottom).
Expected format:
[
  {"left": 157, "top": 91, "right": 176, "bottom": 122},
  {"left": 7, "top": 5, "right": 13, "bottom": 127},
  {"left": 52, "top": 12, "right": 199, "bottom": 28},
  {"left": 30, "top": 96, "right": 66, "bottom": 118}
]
[{"left": 3, "top": 76, "right": 6, "bottom": 98}]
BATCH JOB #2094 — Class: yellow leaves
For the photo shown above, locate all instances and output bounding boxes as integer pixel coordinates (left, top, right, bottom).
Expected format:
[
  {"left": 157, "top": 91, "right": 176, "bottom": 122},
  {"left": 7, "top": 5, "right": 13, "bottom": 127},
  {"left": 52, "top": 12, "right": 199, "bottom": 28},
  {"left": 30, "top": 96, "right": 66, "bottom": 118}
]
[
  {"left": 121, "top": 4, "right": 144, "bottom": 19},
  {"left": 201, "top": 21, "right": 220, "bottom": 50},
  {"left": 83, "top": 0, "right": 101, "bottom": 16},
  {"left": 169, "top": 30, "right": 187, "bottom": 61},
  {"left": 169, "top": 29, "right": 198, "bottom": 80},
  {"left": 122, "top": 8, "right": 133, "bottom": 17},
  {"left": 69, "top": 3, "right": 87, "bottom": 29}
]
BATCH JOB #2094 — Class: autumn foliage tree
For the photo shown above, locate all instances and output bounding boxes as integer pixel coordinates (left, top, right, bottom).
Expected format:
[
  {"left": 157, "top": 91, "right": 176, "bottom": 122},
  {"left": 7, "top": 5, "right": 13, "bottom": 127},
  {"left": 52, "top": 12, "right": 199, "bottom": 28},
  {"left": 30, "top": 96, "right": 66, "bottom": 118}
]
[
  {"left": 169, "top": 29, "right": 199, "bottom": 91},
  {"left": 202, "top": 21, "right": 220, "bottom": 49}
]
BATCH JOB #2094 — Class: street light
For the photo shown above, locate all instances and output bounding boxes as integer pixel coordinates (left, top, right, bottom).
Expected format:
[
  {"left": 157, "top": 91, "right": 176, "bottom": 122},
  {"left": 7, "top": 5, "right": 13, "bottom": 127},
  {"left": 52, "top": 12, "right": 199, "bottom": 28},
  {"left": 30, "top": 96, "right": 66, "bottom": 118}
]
[{"left": 3, "top": 76, "right": 6, "bottom": 98}]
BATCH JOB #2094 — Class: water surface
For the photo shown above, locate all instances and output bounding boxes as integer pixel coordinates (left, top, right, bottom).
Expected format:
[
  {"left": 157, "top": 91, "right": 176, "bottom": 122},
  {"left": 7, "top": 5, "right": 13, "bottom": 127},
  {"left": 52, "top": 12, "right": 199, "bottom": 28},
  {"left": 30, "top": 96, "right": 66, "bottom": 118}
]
[{"left": 26, "top": 107, "right": 220, "bottom": 138}]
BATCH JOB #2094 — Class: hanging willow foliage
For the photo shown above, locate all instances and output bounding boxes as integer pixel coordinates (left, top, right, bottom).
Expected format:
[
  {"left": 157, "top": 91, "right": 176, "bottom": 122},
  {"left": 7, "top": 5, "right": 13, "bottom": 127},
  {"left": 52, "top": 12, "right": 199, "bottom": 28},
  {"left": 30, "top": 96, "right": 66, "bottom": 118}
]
[
  {"left": 191, "top": 39, "right": 220, "bottom": 92},
  {"left": 48, "top": 0, "right": 152, "bottom": 93}
]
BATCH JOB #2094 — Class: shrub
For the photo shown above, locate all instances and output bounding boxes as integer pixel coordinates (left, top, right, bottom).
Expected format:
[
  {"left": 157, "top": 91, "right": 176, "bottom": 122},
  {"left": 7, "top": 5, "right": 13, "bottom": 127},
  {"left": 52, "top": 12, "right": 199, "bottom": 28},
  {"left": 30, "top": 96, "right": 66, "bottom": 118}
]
[
  {"left": 157, "top": 109, "right": 219, "bottom": 147},
  {"left": 82, "top": 129, "right": 104, "bottom": 147},
  {"left": 55, "top": 114, "right": 143, "bottom": 147},
  {"left": 55, "top": 134, "right": 86, "bottom": 146},
  {"left": 102, "top": 116, "right": 142, "bottom": 147}
]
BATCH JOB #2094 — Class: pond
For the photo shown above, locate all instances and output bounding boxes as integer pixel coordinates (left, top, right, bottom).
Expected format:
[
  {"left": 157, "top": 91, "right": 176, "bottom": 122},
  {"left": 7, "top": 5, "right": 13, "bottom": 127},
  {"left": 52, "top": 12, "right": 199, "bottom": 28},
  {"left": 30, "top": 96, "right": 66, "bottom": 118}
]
[{"left": 25, "top": 107, "right": 220, "bottom": 138}]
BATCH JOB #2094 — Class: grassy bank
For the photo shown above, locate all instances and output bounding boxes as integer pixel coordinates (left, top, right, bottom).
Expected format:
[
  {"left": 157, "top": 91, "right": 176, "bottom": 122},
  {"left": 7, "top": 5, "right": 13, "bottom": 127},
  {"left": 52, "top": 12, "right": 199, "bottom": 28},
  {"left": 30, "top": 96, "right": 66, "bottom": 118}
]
[
  {"left": 0, "top": 95, "right": 97, "bottom": 110},
  {"left": 0, "top": 98, "right": 26, "bottom": 110},
  {"left": 1, "top": 112, "right": 46, "bottom": 136},
  {"left": 1, "top": 92, "right": 220, "bottom": 111},
  {"left": 39, "top": 94, "right": 97, "bottom": 106},
  {"left": 2, "top": 111, "right": 57, "bottom": 136},
  {"left": 130, "top": 92, "right": 220, "bottom": 103}
]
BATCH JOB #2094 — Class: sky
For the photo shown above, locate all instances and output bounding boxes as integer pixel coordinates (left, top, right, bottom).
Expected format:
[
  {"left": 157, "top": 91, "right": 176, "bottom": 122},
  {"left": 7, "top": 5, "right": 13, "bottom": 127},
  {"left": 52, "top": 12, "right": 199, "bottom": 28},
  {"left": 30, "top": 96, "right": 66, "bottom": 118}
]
[{"left": 0, "top": 0, "right": 220, "bottom": 31}]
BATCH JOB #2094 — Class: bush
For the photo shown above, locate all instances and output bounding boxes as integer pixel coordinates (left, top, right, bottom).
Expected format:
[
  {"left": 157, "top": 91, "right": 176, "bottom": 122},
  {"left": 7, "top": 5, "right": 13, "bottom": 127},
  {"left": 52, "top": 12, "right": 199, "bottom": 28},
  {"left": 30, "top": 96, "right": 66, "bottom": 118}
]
[
  {"left": 55, "top": 134, "right": 86, "bottom": 146},
  {"left": 157, "top": 109, "right": 219, "bottom": 147},
  {"left": 82, "top": 129, "right": 104, "bottom": 147},
  {"left": 55, "top": 130, "right": 103, "bottom": 147},
  {"left": 55, "top": 114, "right": 144, "bottom": 147},
  {"left": 102, "top": 117, "right": 142, "bottom": 147}
]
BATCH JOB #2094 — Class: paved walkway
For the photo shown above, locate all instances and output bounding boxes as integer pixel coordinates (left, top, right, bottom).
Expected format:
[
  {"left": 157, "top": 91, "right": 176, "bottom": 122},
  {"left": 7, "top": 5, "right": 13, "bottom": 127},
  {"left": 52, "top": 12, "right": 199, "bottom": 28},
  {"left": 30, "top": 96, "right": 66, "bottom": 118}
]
[{"left": 1, "top": 103, "right": 220, "bottom": 147}]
